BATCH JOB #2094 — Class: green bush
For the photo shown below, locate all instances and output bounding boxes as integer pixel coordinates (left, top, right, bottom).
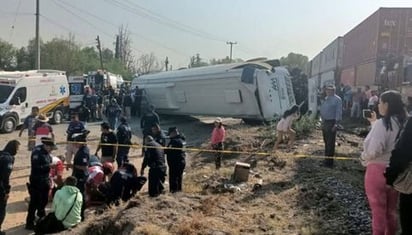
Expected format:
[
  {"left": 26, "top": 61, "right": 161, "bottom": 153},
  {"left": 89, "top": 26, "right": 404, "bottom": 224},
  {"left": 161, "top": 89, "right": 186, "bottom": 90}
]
[{"left": 292, "top": 115, "right": 318, "bottom": 137}]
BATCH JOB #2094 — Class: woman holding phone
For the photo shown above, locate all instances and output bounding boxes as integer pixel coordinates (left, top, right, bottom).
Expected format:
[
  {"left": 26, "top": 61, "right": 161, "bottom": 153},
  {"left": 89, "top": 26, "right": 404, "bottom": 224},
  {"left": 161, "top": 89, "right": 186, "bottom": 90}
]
[{"left": 360, "top": 90, "right": 407, "bottom": 235}]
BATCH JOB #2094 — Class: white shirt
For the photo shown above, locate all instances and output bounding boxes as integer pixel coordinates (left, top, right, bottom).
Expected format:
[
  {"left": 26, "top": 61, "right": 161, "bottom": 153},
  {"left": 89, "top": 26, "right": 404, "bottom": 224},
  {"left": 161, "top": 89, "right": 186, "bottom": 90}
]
[
  {"left": 361, "top": 117, "right": 400, "bottom": 166},
  {"left": 276, "top": 113, "right": 298, "bottom": 132}
]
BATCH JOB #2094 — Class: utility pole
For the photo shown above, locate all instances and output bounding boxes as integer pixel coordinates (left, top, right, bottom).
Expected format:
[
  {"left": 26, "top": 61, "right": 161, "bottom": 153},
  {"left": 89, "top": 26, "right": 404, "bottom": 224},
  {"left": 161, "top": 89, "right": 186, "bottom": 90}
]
[
  {"left": 165, "top": 56, "right": 169, "bottom": 71},
  {"left": 226, "top": 41, "right": 237, "bottom": 62},
  {"left": 35, "top": 0, "right": 40, "bottom": 70},
  {"left": 96, "top": 36, "right": 104, "bottom": 71}
]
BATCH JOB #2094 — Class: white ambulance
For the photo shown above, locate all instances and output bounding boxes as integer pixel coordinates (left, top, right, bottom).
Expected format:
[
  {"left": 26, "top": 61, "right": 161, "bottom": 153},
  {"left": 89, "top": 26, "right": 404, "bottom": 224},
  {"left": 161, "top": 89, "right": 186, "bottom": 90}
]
[{"left": 0, "top": 70, "right": 69, "bottom": 133}]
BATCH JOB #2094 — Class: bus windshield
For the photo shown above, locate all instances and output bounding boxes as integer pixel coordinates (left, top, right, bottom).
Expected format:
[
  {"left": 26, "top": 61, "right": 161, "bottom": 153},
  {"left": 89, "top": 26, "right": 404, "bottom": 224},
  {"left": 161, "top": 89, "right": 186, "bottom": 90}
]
[{"left": 0, "top": 85, "right": 14, "bottom": 103}]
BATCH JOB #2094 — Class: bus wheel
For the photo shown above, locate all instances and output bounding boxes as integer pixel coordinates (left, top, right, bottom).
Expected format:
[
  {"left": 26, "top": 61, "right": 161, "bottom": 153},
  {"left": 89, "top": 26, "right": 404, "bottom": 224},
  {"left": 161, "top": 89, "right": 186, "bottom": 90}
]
[
  {"left": 2, "top": 116, "right": 16, "bottom": 133},
  {"left": 52, "top": 110, "right": 63, "bottom": 124}
]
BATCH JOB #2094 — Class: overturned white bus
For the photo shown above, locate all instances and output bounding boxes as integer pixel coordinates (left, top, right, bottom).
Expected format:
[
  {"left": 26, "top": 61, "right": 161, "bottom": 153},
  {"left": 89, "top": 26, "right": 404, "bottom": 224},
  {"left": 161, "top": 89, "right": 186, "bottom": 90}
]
[{"left": 131, "top": 61, "right": 296, "bottom": 122}]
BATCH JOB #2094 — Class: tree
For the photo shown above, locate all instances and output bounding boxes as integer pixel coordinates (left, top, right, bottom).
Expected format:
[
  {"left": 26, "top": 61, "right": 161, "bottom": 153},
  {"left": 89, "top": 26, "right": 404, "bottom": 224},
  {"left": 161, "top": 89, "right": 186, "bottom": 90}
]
[
  {"left": 41, "top": 36, "right": 81, "bottom": 75},
  {"left": 116, "top": 25, "right": 135, "bottom": 71},
  {"left": 135, "top": 52, "right": 163, "bottom": 74},
  {"left": 189, "top": 54, "right": 208, "bottom": 68},
  {"left": 289, "top": 67, "right": 308, "bottom": 106},
  {"left": 279, "top": 52, "right": 309, "bottom": 72},
  {"left": 78, "top": 46, "right": 100, "bottom": 74},
  {"left": 0, "top": 39, "right": 16, "bottom": 70},
  {"left": 210, "top": 56, "right": 243, "bottom": 65}
]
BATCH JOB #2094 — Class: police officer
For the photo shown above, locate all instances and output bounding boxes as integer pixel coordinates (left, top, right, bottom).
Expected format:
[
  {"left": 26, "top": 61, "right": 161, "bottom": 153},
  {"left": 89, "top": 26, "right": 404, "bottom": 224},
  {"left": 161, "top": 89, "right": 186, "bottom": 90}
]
[
  {"left": 0, "top": 140, "right": 20, "bottom": 235},
  {"left": 101, "top": 162, "right": 145, "bottom": 205},
  {"left": 25, "top": 137, "right": 56, "bottom": 230},
  {"left": 140, "top": 105, "right": 160, "bottom": 155},
  {"left": 116, "top": 117, "right": 132, "bottom": 168},
  {"left": 140, "top": 136, "right": 166, "bottom": 197},
  {"left": 165, "top": 127, "right": 186, "bottom": 193},
  {"left": 70, "top": 132, "right": 90, "bottom": 221},
  {"left": 151, "top": 124, "right": 166, "bottom": 147}
]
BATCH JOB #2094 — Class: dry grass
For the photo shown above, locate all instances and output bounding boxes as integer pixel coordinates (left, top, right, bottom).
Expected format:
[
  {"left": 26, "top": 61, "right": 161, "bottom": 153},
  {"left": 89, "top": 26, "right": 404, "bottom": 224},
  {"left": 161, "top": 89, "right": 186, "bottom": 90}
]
[
  {"left": 173, "top": 212, "right": 207, "bottom": 235},
  {"left": 133, "top": 224, "right": 170, "bottom": 235}
]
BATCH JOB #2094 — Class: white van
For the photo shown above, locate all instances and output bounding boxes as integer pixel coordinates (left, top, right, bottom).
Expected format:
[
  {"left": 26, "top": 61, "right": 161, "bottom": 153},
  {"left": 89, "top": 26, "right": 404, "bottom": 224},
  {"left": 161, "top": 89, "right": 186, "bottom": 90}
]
[{"left": 0, "top": 70, "right": 69, "bottom": 133}]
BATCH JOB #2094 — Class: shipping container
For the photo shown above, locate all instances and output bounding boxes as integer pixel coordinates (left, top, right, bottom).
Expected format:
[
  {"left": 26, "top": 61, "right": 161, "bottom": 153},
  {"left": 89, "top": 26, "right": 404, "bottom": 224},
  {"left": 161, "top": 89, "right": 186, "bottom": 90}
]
[
  {"left": 342, "top": 9, "right": 380, "bottom": 69},
  {"left": 320, "top": 37, "right": 344, "bottom": 73},
  {"left": 343, "top": 8, "right": 412, "bottom": 87},
  {"left": 310, "top": 52, "right": 323, "bottom": 77},
  {"left": 340, "top": 67, "right": 356, "bottom": 86},
  {"left": 320, "top": 71, "right": 336, "bottom": 87},
  {"left": 356, "top": 62, "right": 377, "bottom": 86}
]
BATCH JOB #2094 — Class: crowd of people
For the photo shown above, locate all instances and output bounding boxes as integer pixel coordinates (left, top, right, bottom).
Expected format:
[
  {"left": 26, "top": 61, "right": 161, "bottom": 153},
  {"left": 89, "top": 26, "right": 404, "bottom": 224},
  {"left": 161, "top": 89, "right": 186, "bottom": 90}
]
[
  {"left": 0, "top": 83, "right": 195, "bottom": 234},
  {"left": 2, "top": 81, "right": 412, "bottom": 234},
  {"left": 317, "top": 85, "right": 412, "bottom": 235}
]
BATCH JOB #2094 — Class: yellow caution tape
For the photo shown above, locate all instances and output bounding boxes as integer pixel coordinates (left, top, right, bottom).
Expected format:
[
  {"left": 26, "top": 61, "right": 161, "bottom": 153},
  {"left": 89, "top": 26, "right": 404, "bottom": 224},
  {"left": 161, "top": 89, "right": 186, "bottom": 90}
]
[{"left": 22, "top": 137, "right": 358, "bottom": 161}]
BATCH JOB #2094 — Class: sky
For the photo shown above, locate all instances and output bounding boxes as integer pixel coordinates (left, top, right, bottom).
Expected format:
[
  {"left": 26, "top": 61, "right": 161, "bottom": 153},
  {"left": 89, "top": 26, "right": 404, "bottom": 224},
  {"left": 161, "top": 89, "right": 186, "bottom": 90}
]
[{"left": 1, "top": 0, "right": 412, "bottom": 69}]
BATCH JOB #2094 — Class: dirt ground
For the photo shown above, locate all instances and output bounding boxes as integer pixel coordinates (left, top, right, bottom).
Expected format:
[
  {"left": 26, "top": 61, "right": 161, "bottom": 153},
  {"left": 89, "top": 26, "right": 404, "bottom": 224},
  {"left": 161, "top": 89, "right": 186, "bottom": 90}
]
[
  {"left": 2, "top": 115, "right": 220, "bottom": 235},
  {"left": 1, "top": 119, "right": 132, "bottom": 234},
  {"left": 3, "top": 116, "right": 371, "bottom": 235}
]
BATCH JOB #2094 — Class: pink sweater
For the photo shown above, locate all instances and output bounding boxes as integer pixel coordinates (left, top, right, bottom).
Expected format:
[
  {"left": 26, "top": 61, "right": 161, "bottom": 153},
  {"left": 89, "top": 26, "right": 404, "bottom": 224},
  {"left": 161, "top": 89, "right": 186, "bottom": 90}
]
[{"left": 211, "top": 126, "right": 225, "bottom": 144}]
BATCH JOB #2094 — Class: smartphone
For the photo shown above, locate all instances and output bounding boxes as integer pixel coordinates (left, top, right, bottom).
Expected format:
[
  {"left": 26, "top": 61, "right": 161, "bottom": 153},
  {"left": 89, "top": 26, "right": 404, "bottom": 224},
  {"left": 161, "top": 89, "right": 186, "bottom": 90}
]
[{"left": 363, "top": 109, "right": 372, "bottom": 119}]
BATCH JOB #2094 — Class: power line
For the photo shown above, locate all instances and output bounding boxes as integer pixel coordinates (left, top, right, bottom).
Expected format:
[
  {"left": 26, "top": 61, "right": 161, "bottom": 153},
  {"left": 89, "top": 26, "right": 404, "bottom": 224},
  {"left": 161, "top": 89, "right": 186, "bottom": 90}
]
[
  {"left": 57, "top": 0, "right": 188, "bottom": 57},
  {"left": 122, "top": 0, "right": 227, "bottom": 42},
  {"left": 0, "top": 9, "right": 32, "bottom": 15},
  {"left": 107, "top": 0, "right": 258, "bottom": 58},
  {"left": 104, "top": 0, "right": 226, "bottom": 43},
  {"left": 8, "top": 0, "right": 22, "bottom": 41},
  {"left": 51, "top": 0, "right": 116, "bottom": 42},
  {"left": 40, "top": 15, "right": 88, "bottom": 38}
]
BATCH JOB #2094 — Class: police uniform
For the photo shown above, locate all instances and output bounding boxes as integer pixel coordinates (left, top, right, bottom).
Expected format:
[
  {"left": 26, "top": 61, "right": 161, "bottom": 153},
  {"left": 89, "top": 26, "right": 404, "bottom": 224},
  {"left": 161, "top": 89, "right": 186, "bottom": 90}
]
[
  {"left": 72, "top": 138, "right": 90, "bottom": 221},
  {"left": 141, "top": 139, "right": 166, "bottom": 197},
  {"left": 0, "top": 151, "right": 14, "bottom": 232},
  {"left": 26, "top": 144, "right": 52, "bottom": 228},
  {"left": 104, "top": 163, "right": 144, "bottom": 205},
  {"left": 116, "top": 120, "right": 132, "bottom": 167},
  {"left": 72, "top": 145, "right": 90, "bottom": 194},
  {"left": 165, "top": 129, "right": 186, "bottom": 193}
]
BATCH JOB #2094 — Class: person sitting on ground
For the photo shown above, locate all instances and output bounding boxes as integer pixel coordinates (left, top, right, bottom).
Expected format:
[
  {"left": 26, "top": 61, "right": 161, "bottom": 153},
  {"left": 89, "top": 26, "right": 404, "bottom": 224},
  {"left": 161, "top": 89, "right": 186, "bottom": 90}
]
[
  {"left": 99, "top": 162, "right": 146, "bottom": 205},
  {"left": 273, "top": 105, "right": 300, "bottom": 152},
  {"left": 35, "top": 176, "right": 83, "bottom": 234},
  {"left": 85, "top": 162, "right": 114, "bottom": 206}
]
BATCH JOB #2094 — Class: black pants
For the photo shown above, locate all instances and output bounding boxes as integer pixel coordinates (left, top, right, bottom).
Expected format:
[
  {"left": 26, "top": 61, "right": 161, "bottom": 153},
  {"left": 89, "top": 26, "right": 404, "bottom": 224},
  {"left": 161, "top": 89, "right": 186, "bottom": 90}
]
[
  {"left": 116, "top": 146, "right": 130, "bottom": 168},
  {"left": 169, "top": 162, "right": 185, "bottom": 193},
  {"left": 322, "top": 120, "right": 336, "bottom": 166},
  {"left": 148, "top": 167, "right": 166, "bottom": 197},
  {"left": 213, "top": 143, "right": 223, "bottom": 169},
  {"left": 135, "top": 99, "right": 142, "bottom": 117},
  {"left": 0, "top": 195, "right": 6, "bottom": 231},
  {"left": 26, "top": 182, "right": 49, "bottom": 225},
  {"left": 400, "top": 193, "right": 412, "bottom": 235}
]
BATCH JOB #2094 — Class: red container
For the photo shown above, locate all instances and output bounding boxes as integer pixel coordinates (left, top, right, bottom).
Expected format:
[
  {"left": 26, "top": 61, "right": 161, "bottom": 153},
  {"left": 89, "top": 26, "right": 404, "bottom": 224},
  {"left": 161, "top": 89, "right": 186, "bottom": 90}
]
[{"left": 343, "top": 8, "right": 412, "bottom": 87}]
